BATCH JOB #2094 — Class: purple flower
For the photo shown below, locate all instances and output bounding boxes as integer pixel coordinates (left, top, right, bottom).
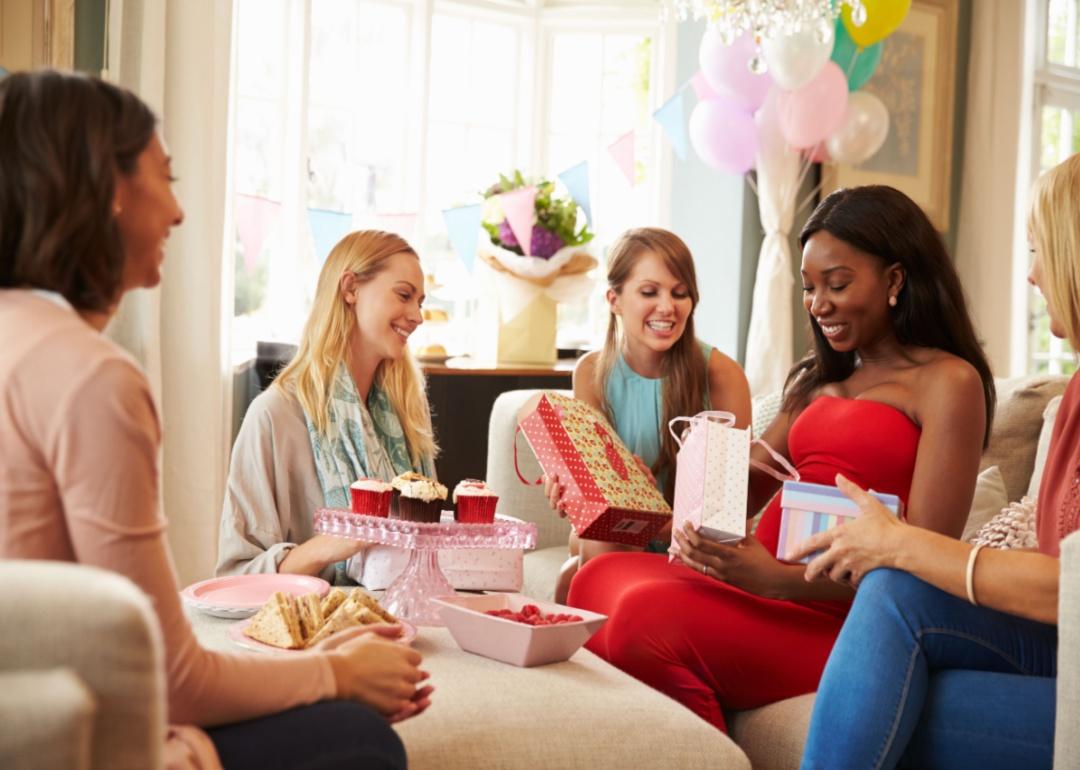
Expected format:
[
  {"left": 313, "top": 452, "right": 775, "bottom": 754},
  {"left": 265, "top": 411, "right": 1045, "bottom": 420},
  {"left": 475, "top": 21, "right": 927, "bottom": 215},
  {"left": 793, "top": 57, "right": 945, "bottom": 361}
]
[
  {"left": 498, "top": 219, "right": 519, "bottom": 248},
  {"left": 497, "top": 219, "right": 564, "bottom": 259}
]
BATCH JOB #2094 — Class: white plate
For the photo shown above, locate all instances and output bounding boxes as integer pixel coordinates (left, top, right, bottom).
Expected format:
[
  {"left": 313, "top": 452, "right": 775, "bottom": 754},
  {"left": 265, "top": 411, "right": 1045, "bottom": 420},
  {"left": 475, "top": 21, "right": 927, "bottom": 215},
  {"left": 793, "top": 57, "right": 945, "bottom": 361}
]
[{"left": 181, "top": 574, "right": 331, "bottom": 619}]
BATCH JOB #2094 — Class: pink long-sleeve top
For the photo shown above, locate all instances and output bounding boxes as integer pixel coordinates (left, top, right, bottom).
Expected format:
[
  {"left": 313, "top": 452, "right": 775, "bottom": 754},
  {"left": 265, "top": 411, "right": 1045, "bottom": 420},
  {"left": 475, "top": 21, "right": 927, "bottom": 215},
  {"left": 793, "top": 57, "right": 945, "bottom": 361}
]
[{"left": 0, "top": 290, "right": 336, "bottom": 769}]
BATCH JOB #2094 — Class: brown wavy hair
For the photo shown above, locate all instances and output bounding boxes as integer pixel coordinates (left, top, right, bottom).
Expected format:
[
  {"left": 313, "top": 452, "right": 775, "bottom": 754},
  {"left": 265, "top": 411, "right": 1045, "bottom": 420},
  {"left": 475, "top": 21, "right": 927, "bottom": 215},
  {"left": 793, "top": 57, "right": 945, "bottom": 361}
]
[
  {"left": 0, "top": 70, "right": 156, "bottom": 311},
  {"left": 784, "top": 186, "right": 995, "bottom": 447},
  {"left": 595, "top": 228, "right": 709, "bottom": 501}
]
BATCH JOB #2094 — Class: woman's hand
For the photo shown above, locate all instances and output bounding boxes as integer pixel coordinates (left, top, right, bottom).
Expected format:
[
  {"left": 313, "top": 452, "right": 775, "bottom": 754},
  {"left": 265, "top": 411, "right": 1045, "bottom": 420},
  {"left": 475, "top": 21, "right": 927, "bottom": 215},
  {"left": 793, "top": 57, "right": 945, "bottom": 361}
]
[
  {"left": 327, "top": 625, "right": 432, "bottom": 720},
  {"left": 790, "top": 474, "right": 906, "bottom": 587},
  {"left": 672, "top": 522, "right": 790, "bottom": 599},
  {"left": 278, "top": 534, "right": 367, "bottom": 576}
]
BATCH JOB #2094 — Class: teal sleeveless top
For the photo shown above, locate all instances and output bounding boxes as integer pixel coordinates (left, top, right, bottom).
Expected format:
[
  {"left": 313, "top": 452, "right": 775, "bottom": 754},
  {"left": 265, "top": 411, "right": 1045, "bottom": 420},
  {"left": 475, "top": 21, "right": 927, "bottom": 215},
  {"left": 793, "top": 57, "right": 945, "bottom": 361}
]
[{"left": 604, "top": 340, "right": 713, "bottom": 492}]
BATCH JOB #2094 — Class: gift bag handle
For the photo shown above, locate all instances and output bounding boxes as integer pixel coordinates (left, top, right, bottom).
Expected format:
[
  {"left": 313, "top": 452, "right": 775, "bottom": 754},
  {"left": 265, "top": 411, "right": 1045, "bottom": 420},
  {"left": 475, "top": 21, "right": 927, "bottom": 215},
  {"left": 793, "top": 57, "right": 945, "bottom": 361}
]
[
  {"left": 668, "top": 411, "right": 736, "bottom": 448},
  {"left": 749, "top": 438, "right": 801, "bottom": 482},
  {"left": 513, "top": 425, "right": 544, "bottom": 486}
]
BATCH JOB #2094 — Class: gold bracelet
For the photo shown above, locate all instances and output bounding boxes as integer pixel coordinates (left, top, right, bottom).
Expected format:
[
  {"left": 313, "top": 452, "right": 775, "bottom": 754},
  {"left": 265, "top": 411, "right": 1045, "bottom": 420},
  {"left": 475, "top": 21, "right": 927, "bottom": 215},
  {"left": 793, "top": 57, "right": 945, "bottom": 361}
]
[{"left": 965, "top": 543, "right": 985, "bottom": 606}]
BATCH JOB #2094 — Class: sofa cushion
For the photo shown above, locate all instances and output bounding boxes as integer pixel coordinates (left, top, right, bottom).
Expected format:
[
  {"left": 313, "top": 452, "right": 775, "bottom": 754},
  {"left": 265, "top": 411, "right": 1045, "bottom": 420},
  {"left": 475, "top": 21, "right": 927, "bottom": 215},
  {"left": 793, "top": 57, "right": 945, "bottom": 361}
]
[
  {"left": 0, "top": 669, "right": 95, "bottom": 770},
  {"left": 960, "top": 465, "right": 1009, "bottom": 543},
  {"left": 981, "top": 376, "right": 1069, "bottom": 503},
  {"left": 728, "top": 693, "right": 814, "bottom": 770},
  {"left": 522, "top": 545, "right": 566, "bottom": 604},
  {"left": 1028, "top": 395, "right": 1063, "bottom": 499}
]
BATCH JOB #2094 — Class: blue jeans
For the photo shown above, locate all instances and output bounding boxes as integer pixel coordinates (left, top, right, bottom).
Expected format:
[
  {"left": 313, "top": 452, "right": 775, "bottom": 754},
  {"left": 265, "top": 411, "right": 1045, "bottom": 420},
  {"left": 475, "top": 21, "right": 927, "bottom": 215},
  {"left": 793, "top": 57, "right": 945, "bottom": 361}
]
[
  {"left": 799, "top": 568, "right": 1057, "bottom": 770},
  {"left": 206, "top": 701, "right": 406, "bottom": 770}
]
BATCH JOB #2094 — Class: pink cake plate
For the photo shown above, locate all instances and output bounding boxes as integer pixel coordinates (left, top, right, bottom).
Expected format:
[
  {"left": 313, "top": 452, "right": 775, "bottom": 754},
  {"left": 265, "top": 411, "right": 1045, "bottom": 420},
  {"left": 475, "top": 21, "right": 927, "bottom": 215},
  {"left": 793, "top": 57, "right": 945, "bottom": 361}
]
[{"left": 313, "top": 509, "right": 537, "bottom": 626}]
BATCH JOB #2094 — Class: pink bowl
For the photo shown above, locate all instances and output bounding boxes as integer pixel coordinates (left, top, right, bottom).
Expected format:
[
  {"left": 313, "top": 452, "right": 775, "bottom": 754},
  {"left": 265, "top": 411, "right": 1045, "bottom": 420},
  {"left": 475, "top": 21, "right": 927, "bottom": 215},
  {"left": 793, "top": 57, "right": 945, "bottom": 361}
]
[{"left": 432, "top": 593, "right": 607, "bottom": 667}]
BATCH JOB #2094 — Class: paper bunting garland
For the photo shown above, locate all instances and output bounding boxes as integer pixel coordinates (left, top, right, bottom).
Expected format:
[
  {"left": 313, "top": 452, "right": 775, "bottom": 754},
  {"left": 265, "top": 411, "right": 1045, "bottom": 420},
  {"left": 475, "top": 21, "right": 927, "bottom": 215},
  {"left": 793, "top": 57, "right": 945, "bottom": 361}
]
[
  {"left": 608, "top": 131, "right": 637, "bottom": 186},
  {"left": 558, "top": 161, "right": 592, "bottom": 225},
  {"left": 653, "top": 91, "right": 688, "bottom": 161},
  {"left": 236, "top": 194, "right": 281, "bottom": 273},
  {"left": 442, "top": 203, "right": 483, "bottom": 271},
  {"left": 500, "top": 186, "right": 538, "bottom": 257},
  {"left": 307, "top": 208, "right": 353, "bottom": 264}
]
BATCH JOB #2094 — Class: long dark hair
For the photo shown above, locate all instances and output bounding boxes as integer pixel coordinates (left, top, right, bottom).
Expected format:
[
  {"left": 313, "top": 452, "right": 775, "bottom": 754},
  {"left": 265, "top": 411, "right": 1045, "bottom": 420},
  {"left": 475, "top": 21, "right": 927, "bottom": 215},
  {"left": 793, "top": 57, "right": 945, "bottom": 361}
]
[
  {"left": 783, "top": 185, "right": 995, "bottom": 446},
  {"left": 596, "top": 227, "right": 709, "bottom": 502},
  {"left": 0, "top": 70, "right": 157, "bottom": 311}
]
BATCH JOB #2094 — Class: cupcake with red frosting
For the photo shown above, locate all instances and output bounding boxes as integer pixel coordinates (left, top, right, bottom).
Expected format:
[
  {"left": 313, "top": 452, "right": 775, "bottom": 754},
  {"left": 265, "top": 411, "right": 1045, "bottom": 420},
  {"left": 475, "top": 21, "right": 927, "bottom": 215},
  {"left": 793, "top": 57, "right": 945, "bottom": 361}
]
[
  {"left": 452, "top": 479, "right": 499, "bottom": 523},
  {"left": 350, "top": 478, "right": 393, "bottom": 518},
  {"left": 390, "top": 472, "right": 448, "bottom": 523}
]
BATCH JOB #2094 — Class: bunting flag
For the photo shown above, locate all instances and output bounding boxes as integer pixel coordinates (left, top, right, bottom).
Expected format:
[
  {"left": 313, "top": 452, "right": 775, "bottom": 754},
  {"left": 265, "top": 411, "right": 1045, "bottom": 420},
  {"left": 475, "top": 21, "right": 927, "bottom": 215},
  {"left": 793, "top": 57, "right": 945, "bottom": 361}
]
[
  {"left": 307, "top": 208, "right": 353, "bottom": 264},
  {"left": 442, "top": 203, "right": 483, "bottom": 271},
  {"left": 608, "top": 131, "right": 637, "bottom": 186},
  {"left": 690, "top": 70, "right": 717, "bottom": 101},
  {"left": 500, "top": 186, "right": 538, "bottom": 256},
  {"left": 558, "top": 161, "right": 592, "bottom": 225},
  {"left": 653, "top": 91, "right": 688, "bottom": 161},
  {"left": 236, "top": 194, "right": 281, "bottom": 273}
]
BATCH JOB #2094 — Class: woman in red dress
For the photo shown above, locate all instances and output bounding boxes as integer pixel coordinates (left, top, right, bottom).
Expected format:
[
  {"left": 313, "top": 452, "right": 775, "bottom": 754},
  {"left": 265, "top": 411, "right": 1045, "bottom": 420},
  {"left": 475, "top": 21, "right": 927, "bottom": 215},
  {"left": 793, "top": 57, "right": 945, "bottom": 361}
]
[{"left": 565, "top": 185, "right": 996, "bottom": 731}]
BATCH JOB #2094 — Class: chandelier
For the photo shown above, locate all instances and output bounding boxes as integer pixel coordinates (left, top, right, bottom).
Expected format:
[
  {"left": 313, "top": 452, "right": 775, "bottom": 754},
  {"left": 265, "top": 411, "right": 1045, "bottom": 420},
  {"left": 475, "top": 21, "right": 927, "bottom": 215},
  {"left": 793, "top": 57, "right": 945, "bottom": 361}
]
[{"left": 661, "top": 1, "right": 868, "bottom": 73}]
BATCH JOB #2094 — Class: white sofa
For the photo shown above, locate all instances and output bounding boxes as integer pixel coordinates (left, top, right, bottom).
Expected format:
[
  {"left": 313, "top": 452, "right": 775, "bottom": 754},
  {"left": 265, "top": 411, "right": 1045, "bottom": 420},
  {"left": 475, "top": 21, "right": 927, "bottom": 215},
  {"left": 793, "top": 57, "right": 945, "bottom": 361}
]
[{"left": 486, "top": 375, "right": 1072, "bottom": 768}]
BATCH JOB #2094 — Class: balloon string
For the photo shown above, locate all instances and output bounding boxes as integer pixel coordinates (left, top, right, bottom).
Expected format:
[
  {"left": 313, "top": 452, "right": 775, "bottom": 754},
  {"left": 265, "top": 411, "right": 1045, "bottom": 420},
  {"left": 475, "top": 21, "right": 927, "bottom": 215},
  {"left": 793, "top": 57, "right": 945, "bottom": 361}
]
[
  {"left": 745, "top": 171, "right": 759, "bottom": 197},
  {"left": 796, "top": 180, "right": 825, "bottom": 216},
  {"left": 847, "top": 46, "right": 863, "bottom": 80}
]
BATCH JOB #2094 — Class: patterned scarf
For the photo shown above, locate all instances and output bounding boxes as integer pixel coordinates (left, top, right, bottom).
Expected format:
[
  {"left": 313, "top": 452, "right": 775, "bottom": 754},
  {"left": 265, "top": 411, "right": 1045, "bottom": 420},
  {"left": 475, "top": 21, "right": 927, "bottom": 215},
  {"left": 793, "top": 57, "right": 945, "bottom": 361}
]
[{"left": 305, "top": 364, "right": 435, "bottom": 509}]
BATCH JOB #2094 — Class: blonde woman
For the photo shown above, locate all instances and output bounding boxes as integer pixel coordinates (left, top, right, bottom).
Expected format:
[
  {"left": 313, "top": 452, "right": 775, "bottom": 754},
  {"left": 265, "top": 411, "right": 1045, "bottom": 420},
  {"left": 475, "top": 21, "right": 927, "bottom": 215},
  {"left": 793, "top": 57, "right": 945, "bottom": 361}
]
[
  {"left": 545, "top": 227, "right": 753, "bottom": 602},
  {"left": 792, "top": 157, "right": 1080, "bottom": 770},
  {"left": 216, "top": 230, "right": 437, "bottom": 581}
]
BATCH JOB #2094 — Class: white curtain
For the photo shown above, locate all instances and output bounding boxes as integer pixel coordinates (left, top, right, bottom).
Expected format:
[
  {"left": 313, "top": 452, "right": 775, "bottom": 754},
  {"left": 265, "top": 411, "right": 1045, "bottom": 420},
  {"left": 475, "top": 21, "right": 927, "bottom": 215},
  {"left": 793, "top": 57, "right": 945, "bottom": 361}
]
[
  {"left": 743, "top": 92, "right": 803, "bottom": 397},
  {"left": 105, "top": 0, "right": 235, "bottom": 585},
  {"left": 953, "top": 0, "right": 1030, "bottom": 377}
]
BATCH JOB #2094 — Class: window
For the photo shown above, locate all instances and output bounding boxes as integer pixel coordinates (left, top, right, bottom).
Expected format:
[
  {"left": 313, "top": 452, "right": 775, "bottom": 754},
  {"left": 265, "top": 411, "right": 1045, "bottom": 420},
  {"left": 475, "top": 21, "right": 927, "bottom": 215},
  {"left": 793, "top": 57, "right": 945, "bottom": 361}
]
[
  {"left": 1028, "top": 0, "right": 1080, "bottom": 375},
  {"left": 229, "top": 0, "right": 668, "bottom": 364}
]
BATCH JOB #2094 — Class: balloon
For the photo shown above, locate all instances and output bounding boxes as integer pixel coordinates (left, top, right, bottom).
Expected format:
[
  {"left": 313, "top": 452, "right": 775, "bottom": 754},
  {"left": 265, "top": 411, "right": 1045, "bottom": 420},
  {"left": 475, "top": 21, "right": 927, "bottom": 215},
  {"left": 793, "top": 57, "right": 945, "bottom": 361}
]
[
  {"left": 803, "top": 143, "right": 832, "bottom": 164},
  {"left": 689, "top": 96, "right": 758, "bottom": 175},
  {"left": 699, "top": 27, "right": 772, "bottom": 112},
  {"left": 762, "top": 22, "right": 834, "bottom": 91},
  {"left": 831, "top": 18, "right": 882, "bottom": 91},
  {"left": 841, "top": 0, "right": 911, "bottom": 48},
  {"left": 776, "top": 61, "right": 849, "bottom": 149},
  {"left": 825, "top": 91, "right": 890, "bottom": 164}
]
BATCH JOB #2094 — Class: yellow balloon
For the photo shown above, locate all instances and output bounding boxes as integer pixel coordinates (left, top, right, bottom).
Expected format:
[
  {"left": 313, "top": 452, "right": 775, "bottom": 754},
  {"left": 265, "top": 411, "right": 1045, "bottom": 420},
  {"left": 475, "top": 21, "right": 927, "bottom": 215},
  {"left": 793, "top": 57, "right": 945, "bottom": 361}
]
[{"left": 841, "top": 0, "right": 911, "bottom": 48}]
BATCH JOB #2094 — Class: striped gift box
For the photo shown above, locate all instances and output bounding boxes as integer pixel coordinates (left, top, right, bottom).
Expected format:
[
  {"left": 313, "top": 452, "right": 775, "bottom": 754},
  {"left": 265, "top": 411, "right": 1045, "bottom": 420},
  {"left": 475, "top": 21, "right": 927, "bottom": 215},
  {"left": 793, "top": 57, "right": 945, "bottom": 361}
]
[{"left": 777, "top": 481, "right": 903, "bottom": 564}]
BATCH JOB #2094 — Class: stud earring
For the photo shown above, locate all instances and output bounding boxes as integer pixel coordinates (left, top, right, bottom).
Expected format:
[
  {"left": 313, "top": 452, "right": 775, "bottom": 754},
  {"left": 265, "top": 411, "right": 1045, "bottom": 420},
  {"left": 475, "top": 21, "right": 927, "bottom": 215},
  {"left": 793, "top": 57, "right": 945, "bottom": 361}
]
[{"left": 888, "top": 295, "right": 897, "bottom": 307}]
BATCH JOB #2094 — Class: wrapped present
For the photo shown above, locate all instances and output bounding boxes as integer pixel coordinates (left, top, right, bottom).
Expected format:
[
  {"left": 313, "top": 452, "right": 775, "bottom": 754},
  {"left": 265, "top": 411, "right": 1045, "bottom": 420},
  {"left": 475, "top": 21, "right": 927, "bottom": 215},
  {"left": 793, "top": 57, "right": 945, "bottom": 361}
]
[
  {"left": 516, "top": 392, "right": 671, "bottom": 546},
  {"left": 777, "top": 480, "right": 903, "bottom": 563},
  {"left": 347, "top": 544, "right": 523, "bottom": 591},
  {"left": 669, "top": 411, "right": 797, "bottom": 544}
]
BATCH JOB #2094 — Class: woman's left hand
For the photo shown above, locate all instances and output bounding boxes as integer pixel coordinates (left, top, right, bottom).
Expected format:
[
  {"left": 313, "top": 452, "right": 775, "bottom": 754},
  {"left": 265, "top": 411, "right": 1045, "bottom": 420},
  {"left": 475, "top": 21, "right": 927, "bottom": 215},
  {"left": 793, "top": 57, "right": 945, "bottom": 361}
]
[
  {"left": 789, "top": 474, "right": 906, "bottom": 587},
  {"left": 672, "top": 522, "right": 789, "bottom": 599}
]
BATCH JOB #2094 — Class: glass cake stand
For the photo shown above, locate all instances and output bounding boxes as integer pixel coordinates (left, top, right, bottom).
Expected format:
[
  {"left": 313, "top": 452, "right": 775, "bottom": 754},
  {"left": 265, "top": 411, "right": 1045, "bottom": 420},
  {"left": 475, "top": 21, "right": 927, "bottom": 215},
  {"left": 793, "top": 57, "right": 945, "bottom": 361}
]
[{"left": 314, "top": 508, "right": 538, "bottom": 626}]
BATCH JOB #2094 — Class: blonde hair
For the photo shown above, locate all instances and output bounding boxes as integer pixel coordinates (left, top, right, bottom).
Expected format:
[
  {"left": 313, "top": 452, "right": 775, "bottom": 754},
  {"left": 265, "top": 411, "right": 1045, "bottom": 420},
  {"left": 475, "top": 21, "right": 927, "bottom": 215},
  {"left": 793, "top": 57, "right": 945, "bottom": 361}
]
[
  {"left": 1029, "top": 153, "right": 1080, "bottom": 350},
  {"left": 274, "top": 230, "right": 437, "bottom": 465},
  {"left": 595, "top": 227, "right": 708, "bottom": 502}
]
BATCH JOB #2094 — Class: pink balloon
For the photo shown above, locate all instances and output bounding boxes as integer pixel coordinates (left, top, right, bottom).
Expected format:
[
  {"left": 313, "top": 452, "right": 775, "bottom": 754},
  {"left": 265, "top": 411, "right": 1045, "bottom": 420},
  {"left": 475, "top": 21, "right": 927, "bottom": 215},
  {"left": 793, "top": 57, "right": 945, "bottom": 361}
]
[
  {"left": 689, "top": 96, "right": 758, "bottom": 175},
  {"left": 699, "top": 28, "right": 771, "bottom": 112},
  {"left": 803, "top": 143, "right": 832, "bottom": 163},
  {"left": 776, "top": 61, "right": 849, "bottom": 149}
]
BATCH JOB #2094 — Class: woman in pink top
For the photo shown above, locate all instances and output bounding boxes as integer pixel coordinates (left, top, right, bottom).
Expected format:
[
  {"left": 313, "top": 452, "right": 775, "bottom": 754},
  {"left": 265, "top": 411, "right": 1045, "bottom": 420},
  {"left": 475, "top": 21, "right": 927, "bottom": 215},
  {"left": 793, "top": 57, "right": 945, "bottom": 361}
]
[
  {"left": 788, "top": 157, "right": 1080, "bottom": 768},
  {"left": 0, "top": 70, "right": 430, "bottom": 770}
]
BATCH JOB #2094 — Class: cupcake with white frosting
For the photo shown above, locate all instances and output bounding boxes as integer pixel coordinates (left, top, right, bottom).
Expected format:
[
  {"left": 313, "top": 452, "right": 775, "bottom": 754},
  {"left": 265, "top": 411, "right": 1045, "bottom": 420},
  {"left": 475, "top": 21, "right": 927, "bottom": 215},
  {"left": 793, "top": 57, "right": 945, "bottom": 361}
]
[
  {"left": 350, "top": 478, "right": 393, "bottom": 518},
  {"left": 452, "top": 479, "right": 499, "bottom": 523},
  {"left": 390, "top": 471, "right": 448, "bottom": 523}
]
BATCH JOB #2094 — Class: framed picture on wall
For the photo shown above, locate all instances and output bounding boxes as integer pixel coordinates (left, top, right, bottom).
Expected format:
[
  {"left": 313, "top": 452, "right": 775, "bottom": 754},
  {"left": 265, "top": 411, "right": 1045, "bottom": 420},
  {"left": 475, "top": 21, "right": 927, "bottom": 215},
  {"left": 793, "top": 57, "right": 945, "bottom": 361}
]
[{"left": 821, "top": 0, "right": 959, "bottom": 232}]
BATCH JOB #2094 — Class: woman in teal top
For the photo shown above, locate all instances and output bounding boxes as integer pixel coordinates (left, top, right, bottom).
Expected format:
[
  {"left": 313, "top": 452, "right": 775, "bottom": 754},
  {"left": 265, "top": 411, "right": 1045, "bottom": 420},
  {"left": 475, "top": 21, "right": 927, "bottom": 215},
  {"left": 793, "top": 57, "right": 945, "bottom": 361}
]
[{"left": 546, "top": 228, "right": 751, "bottom": 603}]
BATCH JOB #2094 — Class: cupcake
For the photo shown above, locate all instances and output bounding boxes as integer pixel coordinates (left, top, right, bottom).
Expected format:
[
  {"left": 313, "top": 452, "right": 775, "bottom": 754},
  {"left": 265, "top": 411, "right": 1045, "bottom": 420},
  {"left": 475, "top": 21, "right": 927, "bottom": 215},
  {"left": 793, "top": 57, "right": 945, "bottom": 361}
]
[
  {"left": 390, "top": 471, "right": 448, "bottom": 523},
  {"left": 350, "top": 478, "right": 393, "bottom": 518},
  {"left": 452, "top": 479, "right": 499, "bottom": 523}
]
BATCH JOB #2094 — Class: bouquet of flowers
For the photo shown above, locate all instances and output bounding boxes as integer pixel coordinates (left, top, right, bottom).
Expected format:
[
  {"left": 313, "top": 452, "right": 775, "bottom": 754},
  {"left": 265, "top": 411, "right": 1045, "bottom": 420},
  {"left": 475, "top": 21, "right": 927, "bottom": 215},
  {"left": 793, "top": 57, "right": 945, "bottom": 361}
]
[{"left": 481, "top": 170, "right": 593, "bottom": 260}]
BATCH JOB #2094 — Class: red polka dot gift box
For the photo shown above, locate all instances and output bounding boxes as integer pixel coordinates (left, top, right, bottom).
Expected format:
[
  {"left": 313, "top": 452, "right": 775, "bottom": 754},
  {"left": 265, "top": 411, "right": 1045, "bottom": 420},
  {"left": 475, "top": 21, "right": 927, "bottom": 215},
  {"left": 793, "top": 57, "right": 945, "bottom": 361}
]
[{"left": 515, "top": 391, "right": 671, "bottom": 546}]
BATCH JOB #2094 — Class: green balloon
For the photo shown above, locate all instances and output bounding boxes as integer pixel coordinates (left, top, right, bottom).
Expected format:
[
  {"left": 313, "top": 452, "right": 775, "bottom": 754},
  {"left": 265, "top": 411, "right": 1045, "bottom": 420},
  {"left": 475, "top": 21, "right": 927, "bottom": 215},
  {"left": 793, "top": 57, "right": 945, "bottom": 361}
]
[{"left": 831, "top": 17, "right": 883, "bottom": 92}]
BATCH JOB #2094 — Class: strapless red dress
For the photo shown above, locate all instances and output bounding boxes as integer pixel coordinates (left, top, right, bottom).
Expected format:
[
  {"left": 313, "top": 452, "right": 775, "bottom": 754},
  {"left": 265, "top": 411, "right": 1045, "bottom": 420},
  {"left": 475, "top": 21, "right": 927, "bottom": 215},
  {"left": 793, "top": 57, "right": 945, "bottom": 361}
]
[{"left": 566, "top": 397, "right": 921, "bottom": 731}]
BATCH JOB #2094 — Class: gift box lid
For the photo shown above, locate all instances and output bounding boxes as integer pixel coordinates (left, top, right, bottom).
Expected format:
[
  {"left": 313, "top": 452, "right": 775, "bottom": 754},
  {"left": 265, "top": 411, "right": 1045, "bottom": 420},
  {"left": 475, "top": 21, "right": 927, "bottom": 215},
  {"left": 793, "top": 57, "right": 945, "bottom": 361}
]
[{"left": 780, "top": 480, "right": 902, "bottom": 517}]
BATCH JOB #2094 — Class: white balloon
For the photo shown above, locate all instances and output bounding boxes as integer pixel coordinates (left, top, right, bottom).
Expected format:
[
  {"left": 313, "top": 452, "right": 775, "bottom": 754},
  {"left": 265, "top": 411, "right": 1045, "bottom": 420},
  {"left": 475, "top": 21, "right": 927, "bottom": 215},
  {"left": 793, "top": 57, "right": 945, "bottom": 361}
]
[
  {"left": 761, "top": 24, "right": 834, "bottom": 91},
  {"left": 825, "top": 91, "right": 890, "bottom": 165}
]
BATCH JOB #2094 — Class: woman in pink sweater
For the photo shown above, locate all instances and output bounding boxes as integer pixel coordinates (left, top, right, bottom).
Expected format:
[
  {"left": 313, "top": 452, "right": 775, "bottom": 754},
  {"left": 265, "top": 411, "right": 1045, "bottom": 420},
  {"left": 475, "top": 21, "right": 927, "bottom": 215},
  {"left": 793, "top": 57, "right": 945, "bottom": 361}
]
[{"left": 0, "top": 70, "right": 429, "bottom": 769}]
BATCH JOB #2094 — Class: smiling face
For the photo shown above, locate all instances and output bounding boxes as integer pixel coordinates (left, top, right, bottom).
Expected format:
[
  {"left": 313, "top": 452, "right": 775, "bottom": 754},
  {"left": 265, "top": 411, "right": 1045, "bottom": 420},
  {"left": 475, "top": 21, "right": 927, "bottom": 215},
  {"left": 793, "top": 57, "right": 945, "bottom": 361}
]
[
  {"left": 343, "top": 250, "right": 425, "bottom": 362},
  {"left": 800, "top": 230, "right": 903, "bottom": 353},
  {"left": 609, "top": 249, "right": 693, "bottom": 356},
  {"left": 113, "top": 133, "right": 184, "bottom": 292}
]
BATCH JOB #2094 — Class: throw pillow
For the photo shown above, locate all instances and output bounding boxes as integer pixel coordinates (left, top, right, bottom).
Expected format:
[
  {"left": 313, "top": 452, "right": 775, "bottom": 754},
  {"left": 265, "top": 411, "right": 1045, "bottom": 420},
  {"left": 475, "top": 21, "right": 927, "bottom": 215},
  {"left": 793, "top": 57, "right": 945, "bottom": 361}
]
[
  {"left": 1027, "top": 395, "right": 1064, "bottom": 499},
  {"left": 960, "top": 465, "right": 1009, "bottom": 543},
  {"left": 968, "top": 497, "right": 1038, "bottom": 549}
]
